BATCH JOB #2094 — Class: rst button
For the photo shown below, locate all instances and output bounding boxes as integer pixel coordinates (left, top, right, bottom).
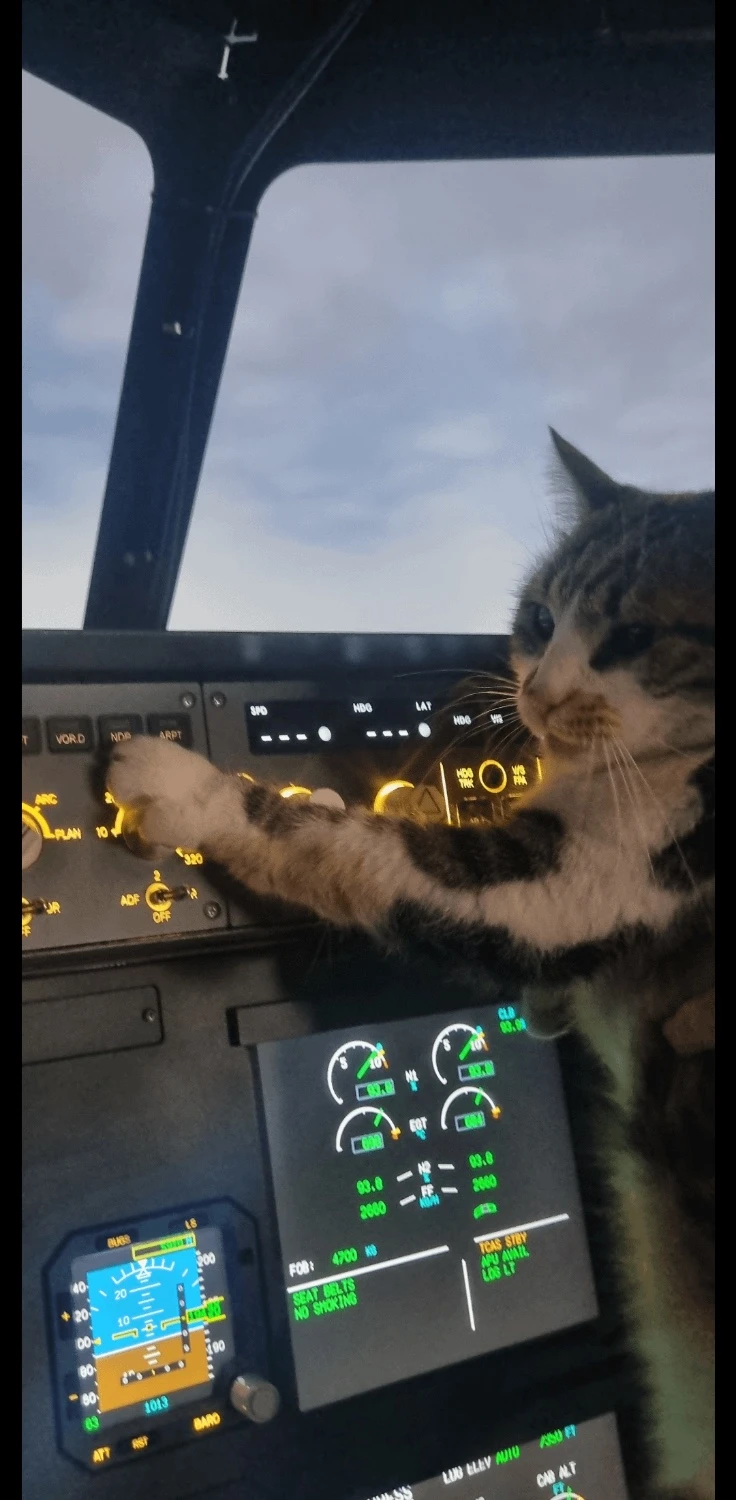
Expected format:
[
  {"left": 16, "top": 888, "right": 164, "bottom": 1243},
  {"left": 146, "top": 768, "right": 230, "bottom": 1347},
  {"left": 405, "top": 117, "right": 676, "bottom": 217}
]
[
  {"left": 147, "top": 714, "right": 193, "bottom": 748},
  {"left": 98, "top": 715, "right": 143, "bottom": 747},
  {"left": 47, "top": 717, "right": 95, "bottom": 753}
]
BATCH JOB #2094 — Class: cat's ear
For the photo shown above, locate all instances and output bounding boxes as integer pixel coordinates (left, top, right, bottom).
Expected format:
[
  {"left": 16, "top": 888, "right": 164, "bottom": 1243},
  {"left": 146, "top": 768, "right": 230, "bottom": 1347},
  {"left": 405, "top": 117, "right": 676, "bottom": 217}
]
[{"left": 548, "top": 428, "right": 624, "bottom": 516}]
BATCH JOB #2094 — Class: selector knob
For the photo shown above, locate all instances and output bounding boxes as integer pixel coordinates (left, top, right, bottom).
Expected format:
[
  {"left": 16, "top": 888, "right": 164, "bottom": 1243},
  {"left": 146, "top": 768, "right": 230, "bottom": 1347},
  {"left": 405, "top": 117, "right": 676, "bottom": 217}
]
[
  {"left": 229, "top": 1375, "right": 280, "bottom": 1424},
  {"left": 309, "top": 788, "right": 345, "bottom": 811},
  {"left": 22, "top": 817, "right": 43, "bottom": 870}
]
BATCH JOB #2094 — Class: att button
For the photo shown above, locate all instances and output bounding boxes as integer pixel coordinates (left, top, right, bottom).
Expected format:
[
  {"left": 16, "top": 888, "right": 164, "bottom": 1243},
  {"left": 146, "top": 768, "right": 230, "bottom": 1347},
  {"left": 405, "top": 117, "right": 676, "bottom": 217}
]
[
  {"left": 47, "top": 717, "right": 94, "bottom": 753},
  {"left": 22, "top": 718, "right": 41, "bottom": 755},
  {"left": 147, "top": 714, "right": 193, "bottom": 748},
  {"left": 98, "top": 715, "right": 144, "bottom": 748}
]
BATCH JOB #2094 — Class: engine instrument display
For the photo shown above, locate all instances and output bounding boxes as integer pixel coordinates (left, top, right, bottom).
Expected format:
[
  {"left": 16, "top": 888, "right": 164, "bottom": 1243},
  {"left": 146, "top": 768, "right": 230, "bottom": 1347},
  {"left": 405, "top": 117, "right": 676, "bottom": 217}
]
[
  {"left": 257, "top": 1005, "right": 598, "bottom": 1410},
  {"left": 362, "top": 1411, "right": 629, "bottom": 1499}
]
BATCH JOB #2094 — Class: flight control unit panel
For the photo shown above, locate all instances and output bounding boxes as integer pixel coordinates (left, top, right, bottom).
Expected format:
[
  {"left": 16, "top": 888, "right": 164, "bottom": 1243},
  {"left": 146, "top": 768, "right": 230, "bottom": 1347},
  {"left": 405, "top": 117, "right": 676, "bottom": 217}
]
[{"left": 22, "top": 671, "right": 542, "bottom": 956}]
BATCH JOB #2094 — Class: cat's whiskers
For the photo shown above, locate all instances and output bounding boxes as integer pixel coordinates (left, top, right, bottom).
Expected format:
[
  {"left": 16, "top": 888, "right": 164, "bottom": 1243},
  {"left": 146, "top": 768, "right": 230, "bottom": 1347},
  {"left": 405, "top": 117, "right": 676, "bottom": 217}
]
[
  {"left": 608, "top": 737, "right": 657, "bottom": 884},
  {"left": 603, "top": 739, "right": 626, "bottom": 873},
  {"left": 614, "top": 737, "right": 705, "bottom": 902}
]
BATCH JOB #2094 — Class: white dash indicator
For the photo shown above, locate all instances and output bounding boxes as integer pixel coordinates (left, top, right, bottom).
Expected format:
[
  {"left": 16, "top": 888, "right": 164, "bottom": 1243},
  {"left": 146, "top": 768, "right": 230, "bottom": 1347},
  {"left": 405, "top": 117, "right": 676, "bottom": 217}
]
[{"left": 462, "top": 1258, "right": 476, "bottom": 1332}]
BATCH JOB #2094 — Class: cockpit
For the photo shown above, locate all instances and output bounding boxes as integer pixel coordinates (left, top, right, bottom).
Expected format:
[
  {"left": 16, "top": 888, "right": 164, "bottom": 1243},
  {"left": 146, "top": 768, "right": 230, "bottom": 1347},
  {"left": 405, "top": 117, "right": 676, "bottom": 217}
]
[{"left": 22, "top": 4, "right": 714, "bottom": 1497}]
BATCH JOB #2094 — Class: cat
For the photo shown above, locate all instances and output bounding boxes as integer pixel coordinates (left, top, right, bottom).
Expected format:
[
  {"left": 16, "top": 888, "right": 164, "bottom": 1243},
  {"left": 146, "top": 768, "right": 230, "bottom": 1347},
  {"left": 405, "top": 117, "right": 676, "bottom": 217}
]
[{"left": 107, "top": 430, "right": 714, "bottom": 1498}]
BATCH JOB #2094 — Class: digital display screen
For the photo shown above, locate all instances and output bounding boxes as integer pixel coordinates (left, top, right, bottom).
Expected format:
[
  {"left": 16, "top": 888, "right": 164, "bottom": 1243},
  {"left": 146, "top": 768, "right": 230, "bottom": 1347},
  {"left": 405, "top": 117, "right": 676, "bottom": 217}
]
[
  {"left": 362, "top": 1412, "right": 629, "bottom": 1499},
  {"left": 258, "top": 1006, "right": 598, "bottom": 1410},
  {"left": 244, "top": 696, "right": 508, "bottom": 753},
  {"left": 69, "top": 1227, "right": 235, "bottom": 1433}
]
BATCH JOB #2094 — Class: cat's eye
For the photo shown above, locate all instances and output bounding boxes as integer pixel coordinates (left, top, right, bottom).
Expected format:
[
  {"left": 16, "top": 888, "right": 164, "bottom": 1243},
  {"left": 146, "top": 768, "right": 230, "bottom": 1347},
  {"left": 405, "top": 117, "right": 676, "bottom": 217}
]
[
  {"left": 532, "top": 603, "right": 555, "bottom": 642},
  {"left": 591, "top": 621, "right": 656, "bottom": 671},
  {"left": 609, "top": 623, "right": 655, "bottom": 657}
]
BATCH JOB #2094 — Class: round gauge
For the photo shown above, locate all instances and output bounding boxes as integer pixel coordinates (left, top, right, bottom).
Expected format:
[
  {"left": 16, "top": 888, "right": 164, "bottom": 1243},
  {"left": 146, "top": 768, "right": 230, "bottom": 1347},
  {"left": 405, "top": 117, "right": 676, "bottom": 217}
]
[
  {"left": 439, "top": 1085, "right": 501, "bottom": 1131},
  {"left": 431, "top": 1022, "right": 493, "bottom": 1086},
  {"left": 334, "top": 1106, "right": 401, "bottom": 1154},
  {"left": 326, "top": 1039, "right": 392, "bottom": 1106}
]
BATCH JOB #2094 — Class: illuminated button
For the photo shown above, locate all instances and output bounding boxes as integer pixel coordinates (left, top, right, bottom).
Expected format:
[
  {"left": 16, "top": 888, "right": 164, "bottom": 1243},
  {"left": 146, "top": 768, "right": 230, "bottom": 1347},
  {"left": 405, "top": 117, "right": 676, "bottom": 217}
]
[
  {"left": 229, "top": 1375, "right": 280, "bottom": 1424},
  {"left": 373, "top": 780, "right": 414, "bottom": 816},
  {"left": 146, "top": 714, "right": 193, "bottom": 748},
  {"left": 478, "top": 759, "right": 508, "bottom": 794},
  {"left": 409, "top": 786, "right": 446, "bottom": 823},
  {"left": 22, "top": 717, "right": 41, "bottom": 755},
  {"left": 192, "top": 1410, "right": 223, "bottom": 1433},
  {"left": 46, "top": 716, "right": 94, "bottom": 753},
  {"left": 121, "top": 1432, "right": 159, "bottom": 1454},
  {"left": 98, "top": 714, "right": 144, "bottom": 747},
  {"left": 90, "top": 1446, "right": 112, "bottom": 1465},
  {"left": 310, "top": 788, "right": 345, "bottom": 811}
]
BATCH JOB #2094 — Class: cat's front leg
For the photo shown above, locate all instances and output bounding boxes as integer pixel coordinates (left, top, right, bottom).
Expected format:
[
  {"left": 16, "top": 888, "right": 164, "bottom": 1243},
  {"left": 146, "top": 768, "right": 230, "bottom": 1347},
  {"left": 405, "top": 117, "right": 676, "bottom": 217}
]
[
  {"left": 107, "top": 735, "right": 244, "bottom": 858},
  {"left": 106, "top": 735, "right": 679, "bottom": 948}
]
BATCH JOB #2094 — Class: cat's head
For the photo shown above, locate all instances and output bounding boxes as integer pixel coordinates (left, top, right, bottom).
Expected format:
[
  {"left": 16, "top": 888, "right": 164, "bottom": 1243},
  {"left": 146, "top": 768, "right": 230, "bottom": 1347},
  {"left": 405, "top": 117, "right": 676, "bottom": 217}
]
[{"left": 511, "top": 431, "right": 714, "bottom": 763}]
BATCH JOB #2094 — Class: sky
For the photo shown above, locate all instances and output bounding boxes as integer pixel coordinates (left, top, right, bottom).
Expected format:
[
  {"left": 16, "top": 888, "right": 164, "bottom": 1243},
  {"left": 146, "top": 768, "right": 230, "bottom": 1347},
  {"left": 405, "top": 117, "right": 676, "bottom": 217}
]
[{"left": 22, "top": 71, "right": 714, "bottom": 633}]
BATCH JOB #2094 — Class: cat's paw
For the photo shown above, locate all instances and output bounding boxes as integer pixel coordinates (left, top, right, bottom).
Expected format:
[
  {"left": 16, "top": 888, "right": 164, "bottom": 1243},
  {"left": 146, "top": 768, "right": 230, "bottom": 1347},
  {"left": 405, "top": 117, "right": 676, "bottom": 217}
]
[{"left": 107, "top": 735, "right": 233, "bottom": 853}]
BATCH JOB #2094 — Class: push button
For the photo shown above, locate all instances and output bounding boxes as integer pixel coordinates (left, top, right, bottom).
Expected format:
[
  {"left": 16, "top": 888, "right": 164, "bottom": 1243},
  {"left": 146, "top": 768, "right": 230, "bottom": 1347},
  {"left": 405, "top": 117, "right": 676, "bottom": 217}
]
[
  {"left": 22, "top": 717, "right": 41, "bottom": 755},
  {"left": 147, "top": 714, "right": 193, "bottom": 748},
  {"left": 47, "top": 717, "right": 94, "bottom": 753},
  {"left": 98, "top": 714, "right": 143, "bottom": 747},
  {"left": 118, "top": 1432, "right": 159, "bottom": 1455}
]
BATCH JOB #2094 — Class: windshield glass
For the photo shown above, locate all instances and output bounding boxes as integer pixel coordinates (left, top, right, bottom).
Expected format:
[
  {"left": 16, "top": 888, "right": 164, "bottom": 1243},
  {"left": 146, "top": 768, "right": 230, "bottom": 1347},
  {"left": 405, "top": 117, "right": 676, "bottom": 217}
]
[
  {"left": 22, "top": 72, "right": 153, "bottom": 627},
  {"left": 170, "top": 154, "right": 714, "bottom": 633}
]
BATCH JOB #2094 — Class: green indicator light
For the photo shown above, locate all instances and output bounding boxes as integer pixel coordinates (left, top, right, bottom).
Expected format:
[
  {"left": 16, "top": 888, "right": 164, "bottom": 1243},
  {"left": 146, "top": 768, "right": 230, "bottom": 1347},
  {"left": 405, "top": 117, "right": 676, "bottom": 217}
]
[
  {"left": 83, "top": 1415, "right": 100, "bottom": 1433},
  {"left": 185, "top": 1297, "right": 225, "bottom": 1324},
  {"left": 363, "top": 1079, "right": 395, "bottom": 1099},
  {"left": 465, "top": 1061, "right": 494, "bottom": 1079},
  {"left": 360, "top": 1133, "right": 384, "bottom": 1153}
]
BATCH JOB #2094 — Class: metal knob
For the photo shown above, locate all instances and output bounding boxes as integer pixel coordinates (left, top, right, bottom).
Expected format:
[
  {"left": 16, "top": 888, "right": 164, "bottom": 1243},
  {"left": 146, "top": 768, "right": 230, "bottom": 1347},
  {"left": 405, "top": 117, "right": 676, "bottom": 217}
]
[
  {"left": 22, "top": 817, "right": 43, "bottom": 870},
  {"left": 229, "top": 1374, "right": 280, "bottom": 1424}
]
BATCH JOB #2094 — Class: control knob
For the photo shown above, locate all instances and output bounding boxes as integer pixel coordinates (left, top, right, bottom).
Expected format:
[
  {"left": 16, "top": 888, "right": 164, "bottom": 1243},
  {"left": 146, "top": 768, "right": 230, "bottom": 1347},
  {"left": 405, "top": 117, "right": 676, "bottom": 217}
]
[
  {"left": 22, "top": 817, "right": 43, "bottom": 870},
  {"left": 309, "top": 788, "right": 345, "bottom": 811},
  {"left": 229, "top": 1374, "right": 281, "bottom": 1424}
]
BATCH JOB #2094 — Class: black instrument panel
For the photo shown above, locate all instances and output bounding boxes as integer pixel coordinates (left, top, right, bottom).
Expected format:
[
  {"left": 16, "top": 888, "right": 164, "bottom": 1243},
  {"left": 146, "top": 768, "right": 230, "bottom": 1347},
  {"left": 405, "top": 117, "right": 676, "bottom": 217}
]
[{"left": 22, "top": 632, "right": 645, "bottom": 1500}]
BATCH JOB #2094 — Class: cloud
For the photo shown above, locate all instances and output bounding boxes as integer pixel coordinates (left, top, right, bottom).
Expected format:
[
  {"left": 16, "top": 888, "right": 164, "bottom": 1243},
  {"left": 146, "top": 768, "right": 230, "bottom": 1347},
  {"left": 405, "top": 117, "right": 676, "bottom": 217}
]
[{"left": 22, "top": 73, "right": 714, "bottom": 631}]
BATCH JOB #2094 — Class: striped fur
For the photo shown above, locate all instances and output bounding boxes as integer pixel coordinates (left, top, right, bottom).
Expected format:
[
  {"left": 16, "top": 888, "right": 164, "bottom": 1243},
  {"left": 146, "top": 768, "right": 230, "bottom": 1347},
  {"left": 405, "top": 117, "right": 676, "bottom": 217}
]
[{"left": 108, "top": 431, "right": 714, "bottom": 1498}]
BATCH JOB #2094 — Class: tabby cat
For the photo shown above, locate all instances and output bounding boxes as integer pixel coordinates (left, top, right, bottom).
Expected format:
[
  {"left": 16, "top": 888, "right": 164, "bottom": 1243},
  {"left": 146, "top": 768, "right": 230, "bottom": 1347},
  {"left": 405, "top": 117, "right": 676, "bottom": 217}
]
[{"left": 108, "top": 431, "right": 714, "bottom": 1498}]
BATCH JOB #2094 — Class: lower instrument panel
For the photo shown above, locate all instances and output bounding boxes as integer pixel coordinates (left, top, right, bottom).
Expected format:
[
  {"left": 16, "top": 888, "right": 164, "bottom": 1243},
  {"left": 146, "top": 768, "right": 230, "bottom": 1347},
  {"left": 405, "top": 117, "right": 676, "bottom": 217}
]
[{"left": 25, "top": 940, "right": 641, "bottom": 1500}]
